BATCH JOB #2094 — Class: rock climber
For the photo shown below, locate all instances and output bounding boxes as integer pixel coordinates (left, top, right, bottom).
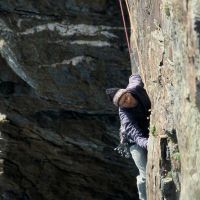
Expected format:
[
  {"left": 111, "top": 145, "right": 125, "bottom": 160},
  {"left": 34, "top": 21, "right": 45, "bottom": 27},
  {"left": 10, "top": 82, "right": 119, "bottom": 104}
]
[{"left": 105, "top": 73, "right": 151, "bottom": 200}]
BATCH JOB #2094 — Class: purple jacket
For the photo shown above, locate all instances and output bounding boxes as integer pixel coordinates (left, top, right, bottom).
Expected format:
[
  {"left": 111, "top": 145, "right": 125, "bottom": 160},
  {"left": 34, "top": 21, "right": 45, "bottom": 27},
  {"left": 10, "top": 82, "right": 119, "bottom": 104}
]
[{"left": 119, "top": 74, "right": 151, "bottom": 149}]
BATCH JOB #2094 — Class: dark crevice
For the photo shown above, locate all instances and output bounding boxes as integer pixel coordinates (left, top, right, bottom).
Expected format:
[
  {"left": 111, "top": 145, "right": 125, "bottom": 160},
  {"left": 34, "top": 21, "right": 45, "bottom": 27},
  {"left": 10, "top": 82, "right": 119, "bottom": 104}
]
[
  {"left": 159, "top": 51, "right": 165, "bottom": 67},
  {"left": 0, "top": 81, "right": 15, "bottom": 95},
  {"left": 159, "top": 59, "right": 163, "bottom": 66},
  {"left": 194, "top": 20, "right": 200, "bottom": 50},
  {"left": 195, "top": 78, "right": 200, "bottom": 111},
  {"left": 161, "top": 129, "right": 181, "bottom": 199}
]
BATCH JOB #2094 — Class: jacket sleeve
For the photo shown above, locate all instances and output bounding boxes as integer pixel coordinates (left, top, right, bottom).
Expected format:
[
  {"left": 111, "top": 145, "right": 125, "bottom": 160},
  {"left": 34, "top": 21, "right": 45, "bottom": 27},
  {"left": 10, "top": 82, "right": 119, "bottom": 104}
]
[
  {"left": 126, "top": 73, "right": 144, "bottom": 92},
  {"left": 119, "top": 107, "right": 148, "bottom": 149}
]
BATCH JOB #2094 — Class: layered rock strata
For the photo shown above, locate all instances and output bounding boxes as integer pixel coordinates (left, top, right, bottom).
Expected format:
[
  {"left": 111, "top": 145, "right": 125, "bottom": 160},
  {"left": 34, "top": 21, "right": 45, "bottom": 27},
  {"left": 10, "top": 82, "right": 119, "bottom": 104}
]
[{"left": 0, "top": 1, "right": 139, "bottom": 200}]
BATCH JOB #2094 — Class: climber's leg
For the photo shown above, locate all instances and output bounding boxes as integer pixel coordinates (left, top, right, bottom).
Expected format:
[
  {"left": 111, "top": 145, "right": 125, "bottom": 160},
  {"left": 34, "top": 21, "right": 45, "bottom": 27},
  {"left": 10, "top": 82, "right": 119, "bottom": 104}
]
[{"left": 130, "top": 144, "right": 147, "bottom": 200}]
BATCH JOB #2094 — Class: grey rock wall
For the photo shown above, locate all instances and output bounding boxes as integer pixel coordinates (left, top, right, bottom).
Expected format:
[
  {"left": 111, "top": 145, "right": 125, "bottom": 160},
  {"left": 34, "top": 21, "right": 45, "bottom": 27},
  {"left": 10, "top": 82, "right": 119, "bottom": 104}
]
[
  {"left": 0, "top": 1, "right": 139, "bottom": 200},
  {"left": 127, "top": 0, "right": 200, "bottom": 199}
]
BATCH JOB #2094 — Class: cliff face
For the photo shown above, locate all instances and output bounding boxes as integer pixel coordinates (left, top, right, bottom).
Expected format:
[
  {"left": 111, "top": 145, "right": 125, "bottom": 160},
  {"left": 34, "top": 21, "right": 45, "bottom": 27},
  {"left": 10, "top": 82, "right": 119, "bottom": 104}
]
[
  {"left": 127, "top": 0, "right": 200, "bottom": 199},
  {"left": 1, "top": 0, "right": 199, "bottom": 199},
  {"left": 0, "top": 1, "right": 140, "bottom": 200}
]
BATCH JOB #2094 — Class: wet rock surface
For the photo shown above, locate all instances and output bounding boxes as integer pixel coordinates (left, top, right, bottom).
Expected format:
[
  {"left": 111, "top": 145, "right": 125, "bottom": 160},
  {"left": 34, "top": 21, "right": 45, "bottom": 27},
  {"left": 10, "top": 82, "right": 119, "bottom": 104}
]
[
  {"left": 0, "top": 1, "right": 139, "bottom": 200},
  {"left": 127, "top": 0, "right": 200, "bottom": 199}
]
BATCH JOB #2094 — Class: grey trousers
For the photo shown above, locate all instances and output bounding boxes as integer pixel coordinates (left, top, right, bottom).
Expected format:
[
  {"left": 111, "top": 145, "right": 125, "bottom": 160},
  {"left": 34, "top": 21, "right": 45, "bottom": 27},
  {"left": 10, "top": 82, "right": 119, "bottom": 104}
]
[{"left": 130, "top": 144, "right": 147, "bottom": 200}]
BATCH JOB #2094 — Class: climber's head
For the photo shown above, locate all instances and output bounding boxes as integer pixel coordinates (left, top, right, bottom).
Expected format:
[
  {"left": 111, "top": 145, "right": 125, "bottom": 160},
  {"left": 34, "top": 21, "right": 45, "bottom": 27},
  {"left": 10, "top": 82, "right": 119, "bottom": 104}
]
[
  {"left": 105, "top": 88, "right": 138, "bottom": 108},
  {"left": 118, "top": 92, "right": 138, "bottom": 108}
]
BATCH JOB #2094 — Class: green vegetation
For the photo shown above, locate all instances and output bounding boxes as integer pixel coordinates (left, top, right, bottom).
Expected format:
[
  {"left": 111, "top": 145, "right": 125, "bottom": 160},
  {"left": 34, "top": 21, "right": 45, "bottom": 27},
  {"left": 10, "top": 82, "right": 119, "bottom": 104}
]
[
  {"left": 164, "top": 2, "right": 170, "bottom": 17},
  {"left": 172, "top": 152, "right": 180, "bottom": 161},
  {"left": 166, "top": 170, "right": 172, "bottom": 178},
  {"left": 150, "top": 125, "right": 157, "bottom": 136},
  {"left": 160, "top": 1, "right": 171, "bottom": 17},
  {"left": 171, "top": 151, "right": 181, "bottom": 171}
]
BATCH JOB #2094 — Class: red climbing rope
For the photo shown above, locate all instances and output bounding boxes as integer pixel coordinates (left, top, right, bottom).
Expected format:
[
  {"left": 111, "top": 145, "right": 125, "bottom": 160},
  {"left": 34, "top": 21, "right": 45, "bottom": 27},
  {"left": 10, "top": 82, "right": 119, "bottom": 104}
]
[
  {"left": 118, "top": 0, "right": 147, "bottom": 86},
  {"left": 118, "top": 0, "right": 132, "bottom": 57}
]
